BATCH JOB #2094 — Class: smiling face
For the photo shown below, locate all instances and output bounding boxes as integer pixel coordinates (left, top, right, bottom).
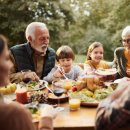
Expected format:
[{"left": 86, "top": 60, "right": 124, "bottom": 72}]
[
  {"left": 58, "top": 58, "right": 73, "bottom": 73},
  {"left": 29, "top": 27, "right": 50, "bottom": 55},
  {"left": 89, "top": 46, "right": 104, "bottom": 63},
  {"left": 122, "top": 34, "right": 130, "bottom": 51}
]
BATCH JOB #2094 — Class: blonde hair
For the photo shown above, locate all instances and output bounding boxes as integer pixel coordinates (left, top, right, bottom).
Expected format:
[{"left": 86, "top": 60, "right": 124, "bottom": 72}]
[
  {"left": 87, "top": 42, "right": 103, "bottom": 60},
  {"left": 56, "top": 45, "right": 75, "bottom": 61}
]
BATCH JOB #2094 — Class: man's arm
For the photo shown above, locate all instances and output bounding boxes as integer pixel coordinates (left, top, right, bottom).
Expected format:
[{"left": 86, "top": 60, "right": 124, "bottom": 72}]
[
  {"left": 9, "top": 53, "right": 25, "bottom": 83},
  {"left": 9, "top": 53, "right": 39, "bottom": 83}
]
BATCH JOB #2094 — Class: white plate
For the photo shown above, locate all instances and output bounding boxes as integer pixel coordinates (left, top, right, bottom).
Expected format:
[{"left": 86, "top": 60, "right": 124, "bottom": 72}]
[
  {"left": 81, "top": 101, "right": 99, "bottom": 107},
  {"left": 17, "top": 80, "right": 48, "bottom": 92},
  {"left": 114, "top": 79, "right": 122, "bottom": 83},
  {"left": 95, "top": 68, "right": 117, "bottom": 76},
  {"left": 3, "top": 93, "right": 16, "bottom": 102}
]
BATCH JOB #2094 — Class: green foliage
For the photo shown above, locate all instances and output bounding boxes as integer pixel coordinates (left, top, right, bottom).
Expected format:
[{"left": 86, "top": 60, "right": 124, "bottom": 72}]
[
  {"left": 72, "top": 26, "right": 114, "bottom": 61},
  {"left": 0, "top": 0, "right": 75, "bottom": 48},
  {"left": 74, "top": 54, "right": 86, "bottom": 63},
  {"left": 0, "top": 0, "right": 130, "bottom": 61}
]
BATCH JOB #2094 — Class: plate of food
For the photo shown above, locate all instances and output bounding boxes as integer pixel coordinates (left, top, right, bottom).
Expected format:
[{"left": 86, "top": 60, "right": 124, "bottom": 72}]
[
  {"left": 28, "top": 91, "right": 48, "bottom": 104},
  {"left": 95, "top": 68, "right": 117, "bottom": 76},
  {"left": 52, "top": 79, "right": 76, "bottom": 88},
  {"left": 25, "top": 103, "right": 47, "bottom": 122},
  {"left": 69, "top": 87, "right": 113, "bottom": 107},
  {"left": 26, "top": 103, "right": 40, "bottom": 122},
  {"left": 81, "top": 101, "right": 99, "bottom": 107},
  {"left": 48, "top": 93, "right": 69, "bottom": 103},
  {"left": 18, "top": 80, "right": 48, "bottom": 92},
  {"left": 69, "top": 89, "right": 98, "bottom": 107}
]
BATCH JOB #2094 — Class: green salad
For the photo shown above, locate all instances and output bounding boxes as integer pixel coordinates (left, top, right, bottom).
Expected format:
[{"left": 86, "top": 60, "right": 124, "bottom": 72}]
[{"left": 69, "top": 86, "right": 113, "bottom": 102}]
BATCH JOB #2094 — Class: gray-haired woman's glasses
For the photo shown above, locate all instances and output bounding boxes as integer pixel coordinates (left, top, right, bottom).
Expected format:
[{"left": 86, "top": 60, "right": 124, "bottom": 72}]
[{"left": 120, "top": 39, "right": 130, "bottom": 44}]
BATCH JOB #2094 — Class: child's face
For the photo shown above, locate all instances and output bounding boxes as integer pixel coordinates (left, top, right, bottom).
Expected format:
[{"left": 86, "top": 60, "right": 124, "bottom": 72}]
[
  {"left": 58, "top": 58, "right": 73, "bottom": 72},
  {"left": 89, "top": 46, "right": 104, "bottom": 63}
]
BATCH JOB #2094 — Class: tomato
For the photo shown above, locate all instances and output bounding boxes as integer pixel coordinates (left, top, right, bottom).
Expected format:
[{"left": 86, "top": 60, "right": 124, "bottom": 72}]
[{"left": 72, "top": 86, "right": 77, "bottom": 92}]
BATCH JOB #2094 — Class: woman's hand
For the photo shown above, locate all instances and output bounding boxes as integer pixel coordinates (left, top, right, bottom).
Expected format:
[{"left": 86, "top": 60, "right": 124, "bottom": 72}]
[
  {"left": 40, "top": 105, "right": 57, "bottom": 119},
  {"left": 126, "top": 69, "right": 130, "bottom": 77}
]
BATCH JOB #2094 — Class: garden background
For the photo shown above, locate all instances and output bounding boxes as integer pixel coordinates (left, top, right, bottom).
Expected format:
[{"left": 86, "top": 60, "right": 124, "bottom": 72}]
[{"left": 0, "top": 0, "right": 130, "bottom": 62}]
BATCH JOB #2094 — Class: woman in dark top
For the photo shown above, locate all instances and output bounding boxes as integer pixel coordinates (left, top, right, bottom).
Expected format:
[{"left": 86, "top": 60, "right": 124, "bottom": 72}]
[{"left": 0, "top": 35, "right": 56, "bottom": 130}]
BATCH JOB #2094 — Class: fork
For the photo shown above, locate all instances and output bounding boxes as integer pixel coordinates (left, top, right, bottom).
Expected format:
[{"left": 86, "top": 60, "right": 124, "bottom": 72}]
[{"left": 58, "top": 66, "right": 69, "bottom": 80}]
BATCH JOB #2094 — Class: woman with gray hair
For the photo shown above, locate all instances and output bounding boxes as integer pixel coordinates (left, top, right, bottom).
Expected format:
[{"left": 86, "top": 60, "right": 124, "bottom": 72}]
[{"left": 114, "top": 26, "right": 130, "bottom": 78}]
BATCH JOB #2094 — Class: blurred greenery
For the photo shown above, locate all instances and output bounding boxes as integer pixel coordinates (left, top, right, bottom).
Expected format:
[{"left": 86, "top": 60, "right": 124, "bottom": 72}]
[
  {"left": 74, "top": 55, "right": 86, "bottom": 63},
  {"left": 0, "top": 0, "right": 130, "bottom": 61}
]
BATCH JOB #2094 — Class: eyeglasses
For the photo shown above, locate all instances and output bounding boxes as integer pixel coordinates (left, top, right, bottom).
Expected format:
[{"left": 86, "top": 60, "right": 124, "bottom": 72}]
[{"left": 120, "top": 39, "right": 130, "bottom": 44}]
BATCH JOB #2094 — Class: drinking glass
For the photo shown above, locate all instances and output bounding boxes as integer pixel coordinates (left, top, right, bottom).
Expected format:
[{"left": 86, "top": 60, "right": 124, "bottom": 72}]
[
  {"left": 21, "top": 69, "right": 32, "bottom": 83},
  {"left": 53, "top": 87, "right": 65, "bottom": 111},
  {"left": 69, "top": 98, "right": 81, "bottom": 111}
]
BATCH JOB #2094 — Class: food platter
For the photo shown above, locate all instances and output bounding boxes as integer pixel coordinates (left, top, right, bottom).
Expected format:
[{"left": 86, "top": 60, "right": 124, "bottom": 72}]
[
  {"left": 81, "top": 101, "right": 99, "bottom": 107},
  {"left": 95, "top": 68, "right": 117, "bottom": 76},
  {"left": 3, "top": 93, "right": 16, "bottom": 102},
  {"left": 25, "top": 103, "right": 47, "bottom": 122},
  {"left": 52, "top": 79, "right": 76, "bottom": 88},
  {"left": 69, "top": 87, "right": 113, "bottom": 107},
  {"left": 18, "top": 80, "right": 48, "bottom": 92},
  {"left": 48, "top": 93, "right": 69, "bottom": 103}
]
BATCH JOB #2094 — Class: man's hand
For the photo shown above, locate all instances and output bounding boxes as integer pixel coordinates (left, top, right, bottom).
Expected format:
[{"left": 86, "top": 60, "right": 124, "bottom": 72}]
[{"left": 23, "top": 71, "right": 40, "bottom": 81}]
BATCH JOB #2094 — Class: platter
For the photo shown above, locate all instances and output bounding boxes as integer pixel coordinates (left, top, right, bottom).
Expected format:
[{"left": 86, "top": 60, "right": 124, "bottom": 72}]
[
  {"left": 114, "top": 78, "right": 122, "bottom": 83},
  {"left": 48, "top": 93, "right": 69, "bottom": 103},
  {"left": 81, "top": 101, "right": 99, "bottom": 107},
  {"left": 18, "top": 80, "right": 48, "bottom": 92},
  {"left": 52, "top": 79, "right": 76, "bottom": 88},
  {"left": 69, "top": 87, "right": 113, "bottom": 107},
  {"left": 95, "top": 68, "right": 117, "bottom": 76},
  {"left": 3, "top": 93, "right": 16, "bottom": 102},
  {"left": 25, "top": 103, "right": 47, "bottom": 123}
]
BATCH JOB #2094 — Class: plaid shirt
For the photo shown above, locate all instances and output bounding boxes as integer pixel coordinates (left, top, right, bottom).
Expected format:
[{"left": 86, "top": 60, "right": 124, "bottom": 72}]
[{"left": 95, "top": 85, "right": 130, "bottom": 130}]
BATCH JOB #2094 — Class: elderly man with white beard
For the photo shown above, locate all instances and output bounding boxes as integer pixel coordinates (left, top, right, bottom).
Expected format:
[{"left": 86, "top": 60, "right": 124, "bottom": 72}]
[{"left": 10, "top": 22, "right": 56, "bottom": 83}]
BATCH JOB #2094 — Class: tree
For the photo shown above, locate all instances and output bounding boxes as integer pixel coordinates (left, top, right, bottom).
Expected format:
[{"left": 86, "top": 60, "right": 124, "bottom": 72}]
[{"left": 0, "top": 0, "right": 75, "bottom": 49}]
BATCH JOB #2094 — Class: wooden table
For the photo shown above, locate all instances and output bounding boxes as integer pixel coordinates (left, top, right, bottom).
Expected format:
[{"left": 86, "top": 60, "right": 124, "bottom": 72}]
[{"left": 34, "top": 103, "right": 97, "bottom": 130}]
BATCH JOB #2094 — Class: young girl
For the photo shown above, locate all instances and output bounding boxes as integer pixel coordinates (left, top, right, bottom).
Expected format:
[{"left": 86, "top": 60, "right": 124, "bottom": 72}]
[
  {"left": 44, "top": 45, "right": 84, "bottom": 83},
  {"left": 84, "top": 42, "right": 110, "bottom": 74}
]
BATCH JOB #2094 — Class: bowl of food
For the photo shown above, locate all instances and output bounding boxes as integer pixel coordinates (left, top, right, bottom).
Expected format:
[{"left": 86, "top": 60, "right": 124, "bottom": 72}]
[
  {"left": 52, "top": 79, "right": 76, "bottom": 91},
  {"left": 48, "top": 93, "right": 69, "bottom": 103},
  {"left": 18, "top": 80, "right": 48, "bottom": 92},
  {"left": 95, "top": 68, "right": 117, "bottom": 81}
]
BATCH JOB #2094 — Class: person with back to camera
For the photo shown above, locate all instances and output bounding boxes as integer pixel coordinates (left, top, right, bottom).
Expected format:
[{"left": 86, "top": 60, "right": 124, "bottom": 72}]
[
  {"left": 10, "top": 22, "right": 56, "bottom": 83},
  {"left": 0, "top": 35, "right": 56, "bottom": 130},
  {"left": 95, "top": 77, "right": 130, "bottom": 130}
]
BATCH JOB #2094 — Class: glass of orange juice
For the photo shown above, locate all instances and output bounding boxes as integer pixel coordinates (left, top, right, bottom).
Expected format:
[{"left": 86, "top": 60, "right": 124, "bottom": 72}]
[
  {"left": 69, "top": 98, "right": 81, "bottom": 111},
  {"left": 63, "top": 80, "right": 73, "bottom": 92}
]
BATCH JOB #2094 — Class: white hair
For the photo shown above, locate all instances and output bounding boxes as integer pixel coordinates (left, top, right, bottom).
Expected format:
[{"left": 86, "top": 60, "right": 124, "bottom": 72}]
[
  {"left": 25, "top": 22, "right": 48, "bottom": 42},
  {"left": 122, "top": 26, "right": 130, "bottom": 37}
]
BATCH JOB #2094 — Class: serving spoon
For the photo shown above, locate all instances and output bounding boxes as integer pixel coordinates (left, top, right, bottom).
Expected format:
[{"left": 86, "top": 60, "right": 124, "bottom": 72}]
[{"left": 44, "top": 83, "right": 55, "bottom": 94}]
